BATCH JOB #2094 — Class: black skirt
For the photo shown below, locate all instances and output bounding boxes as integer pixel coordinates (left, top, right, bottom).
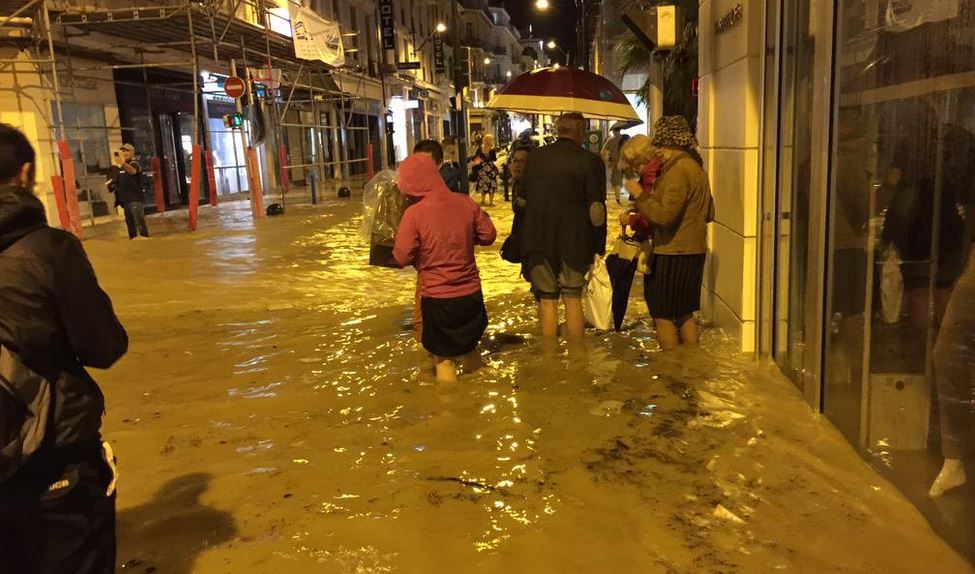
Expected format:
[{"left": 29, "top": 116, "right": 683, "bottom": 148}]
[
  {"left": 420, "top": 291, "right": 488, "bottom": 358},
  {"left": 643, "top": 253, "right": 706, "bottom": 322}
]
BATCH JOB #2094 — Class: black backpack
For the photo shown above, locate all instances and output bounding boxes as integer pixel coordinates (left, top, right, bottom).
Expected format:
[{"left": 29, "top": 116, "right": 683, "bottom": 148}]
[{"left": 0, "top": 343, "right": 55, "bottom": 484}]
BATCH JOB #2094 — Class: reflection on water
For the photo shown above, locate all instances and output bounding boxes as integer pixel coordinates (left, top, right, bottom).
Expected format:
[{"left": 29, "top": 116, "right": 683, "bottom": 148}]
[{"left": 84, "top": 200, "right": 973, "bottom": 573}]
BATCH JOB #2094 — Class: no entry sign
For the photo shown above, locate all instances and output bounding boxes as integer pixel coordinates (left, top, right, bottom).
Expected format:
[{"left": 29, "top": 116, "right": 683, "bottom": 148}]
[{"left": 223, "top": 76, "right": 246, "bottom": 99}]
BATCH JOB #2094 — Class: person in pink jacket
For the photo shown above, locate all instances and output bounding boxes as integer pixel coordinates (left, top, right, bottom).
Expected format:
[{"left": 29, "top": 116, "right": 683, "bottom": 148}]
[{"left": 393, "top": 154, "right": 497, "bottom": 382}]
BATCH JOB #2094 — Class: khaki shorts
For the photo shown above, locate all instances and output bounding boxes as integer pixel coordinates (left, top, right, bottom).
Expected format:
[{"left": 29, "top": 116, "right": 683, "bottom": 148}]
[{"left": 529, "top": 260, "right": 588, "bottom": 300}]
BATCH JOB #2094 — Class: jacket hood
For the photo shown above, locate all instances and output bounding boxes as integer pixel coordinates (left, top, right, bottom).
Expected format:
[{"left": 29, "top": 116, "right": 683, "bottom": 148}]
[
  {"left": 0, "top": 184, "right": 48, "bottom": 252},
  {"left": 398, "top": 155, "right": 450, "bottom": 200}
]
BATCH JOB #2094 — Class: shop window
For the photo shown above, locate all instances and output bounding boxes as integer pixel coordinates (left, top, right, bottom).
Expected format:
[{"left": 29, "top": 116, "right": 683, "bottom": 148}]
[
  {"left": 51, "top": 102, "right": 113, "bottom": 218},
  {"left": 825, "top": 0, "right": 975, "bottom": 558}
]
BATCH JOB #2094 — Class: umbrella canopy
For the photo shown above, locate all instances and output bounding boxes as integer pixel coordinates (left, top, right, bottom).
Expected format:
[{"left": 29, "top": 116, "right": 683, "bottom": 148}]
[{"left": 486, "top": 67, "right": 640, "bottom": 121}]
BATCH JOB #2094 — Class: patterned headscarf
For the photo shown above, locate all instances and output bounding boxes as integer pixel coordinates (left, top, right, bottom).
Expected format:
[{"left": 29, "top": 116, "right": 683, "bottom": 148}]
[{"left": 651, "top": 116, "right": 699, "bottom": 150}]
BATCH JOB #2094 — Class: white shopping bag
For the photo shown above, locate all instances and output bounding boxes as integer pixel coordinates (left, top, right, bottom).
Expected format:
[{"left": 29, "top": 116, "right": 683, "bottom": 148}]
[
  {"left": 880, "top": 247, "right": 904, "bottom": 324},
  {"left": 584, "top": 255, "right": 614, "bottom": 331}
]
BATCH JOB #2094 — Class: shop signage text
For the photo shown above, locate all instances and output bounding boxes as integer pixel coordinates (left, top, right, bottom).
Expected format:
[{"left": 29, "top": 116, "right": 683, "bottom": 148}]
[
  {"left": 714, "top": 4, "right": 743, "bottom": 35},
  {"left": 379, "top": 0, "right": 395, "bottom": 50},
  {"left": 397, "top": 61, "right": 421, "bottom": 70}
]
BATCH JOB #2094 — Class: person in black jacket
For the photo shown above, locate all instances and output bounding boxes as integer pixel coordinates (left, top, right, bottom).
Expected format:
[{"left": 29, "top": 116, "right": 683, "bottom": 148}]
[
  {"left": 520, "top": 112, "right": 607, "bottom": 340},
  {"left": 107, "top": 142, "right": 149, "bottom": 239},
  {"left": 0, "top": 123, "right": 128, "bottom": 573}
]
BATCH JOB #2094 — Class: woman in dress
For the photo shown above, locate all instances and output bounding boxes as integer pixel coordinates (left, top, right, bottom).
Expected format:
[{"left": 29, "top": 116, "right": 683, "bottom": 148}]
[
  {"left": 621, "top": 117, "right": 714, "bottom": 350},
  {"left": 469, "top": 133, "right": 499, "bottom": 206}
]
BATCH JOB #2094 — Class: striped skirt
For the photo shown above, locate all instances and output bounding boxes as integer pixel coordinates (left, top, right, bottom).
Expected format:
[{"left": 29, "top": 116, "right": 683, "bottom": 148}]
[{"left": 643, "top": 253, "right": 706, "bottom": 322}]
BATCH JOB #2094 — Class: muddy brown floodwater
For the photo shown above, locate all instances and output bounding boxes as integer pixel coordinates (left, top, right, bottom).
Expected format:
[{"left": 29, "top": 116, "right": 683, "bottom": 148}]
[{"left": 81, "top": 198, "right": 972, "bottom": 574}]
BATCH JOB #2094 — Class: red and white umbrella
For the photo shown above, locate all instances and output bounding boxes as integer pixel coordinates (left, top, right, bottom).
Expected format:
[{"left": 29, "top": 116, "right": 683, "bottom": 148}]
[{"left": 485, "top": 66, "right": 639, "bottom": 121}]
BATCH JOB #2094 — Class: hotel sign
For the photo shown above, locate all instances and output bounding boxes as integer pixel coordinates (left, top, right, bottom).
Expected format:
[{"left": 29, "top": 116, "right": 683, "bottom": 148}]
[
  {"left": 379, "top": 0, "right": 395, "bottom": 50},
  {"left": 714, "top": 4, "right": 743, "bottom": 35},
  {"left": 433, "top": 34, "right": 446, "bottom": 74}
]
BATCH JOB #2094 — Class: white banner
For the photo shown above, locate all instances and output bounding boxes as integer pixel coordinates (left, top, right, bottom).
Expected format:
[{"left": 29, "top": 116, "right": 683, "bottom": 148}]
[
  {"left": 885, "top": 0, "right": 960, "bottom": 32},
  {"left": 288, "top": 4, "right": 345, "bottom": 66}
]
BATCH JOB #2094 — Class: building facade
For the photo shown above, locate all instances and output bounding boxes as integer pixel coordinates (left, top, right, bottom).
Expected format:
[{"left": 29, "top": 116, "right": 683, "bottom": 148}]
[
  {"left": 698, "top": 0, "right": 975, "bottom": 561},
  {"left": 1, "top": 0, "right": 507, "bottom": 225}
]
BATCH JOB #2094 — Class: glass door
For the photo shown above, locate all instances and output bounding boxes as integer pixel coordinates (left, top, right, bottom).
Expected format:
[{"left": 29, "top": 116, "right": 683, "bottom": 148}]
[{"left": 768, "top": 0, "right": 818, "bottom": 391}]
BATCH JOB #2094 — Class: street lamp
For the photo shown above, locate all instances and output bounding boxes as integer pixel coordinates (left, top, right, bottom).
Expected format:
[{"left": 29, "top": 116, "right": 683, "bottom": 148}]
[
  {"left": 506, "top": 70, "right": 512, "bottom": 78},
  {"left": 415, "top": 23, "right": 447, "bottom": 53},
  {"left": 535, "top": 0, "right": 550, "bottom": 9},
  {"left": 483, "top": 57, "right": 491, "bottom": 65},
  {"left": 545, "top": 40, "right": 569, "bottom": 66}
]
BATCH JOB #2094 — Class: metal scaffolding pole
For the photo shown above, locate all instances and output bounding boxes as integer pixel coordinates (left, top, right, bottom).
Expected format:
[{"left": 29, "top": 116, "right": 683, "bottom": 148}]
[{"left": 42, "top": 0, "right": 65, "bottom": 142}]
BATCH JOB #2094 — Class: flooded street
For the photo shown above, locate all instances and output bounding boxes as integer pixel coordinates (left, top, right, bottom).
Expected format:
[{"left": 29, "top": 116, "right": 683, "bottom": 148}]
[{"left": 82, "top": 198, "right": 971, "bottom": 574}]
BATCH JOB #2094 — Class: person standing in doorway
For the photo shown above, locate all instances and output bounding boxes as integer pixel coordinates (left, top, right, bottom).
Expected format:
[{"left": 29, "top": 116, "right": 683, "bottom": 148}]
[
  {"left": 520, "top": 112, "right": 607, "bottom": 341},
  {"left": 108, "top": 143, "right": 148, "bottom": 239},
  {"left": 0, "top": 123, "right": 128, "bottom": 573},
  {"left": 622, "top": 117, "right": 714, "bottom": 351}
]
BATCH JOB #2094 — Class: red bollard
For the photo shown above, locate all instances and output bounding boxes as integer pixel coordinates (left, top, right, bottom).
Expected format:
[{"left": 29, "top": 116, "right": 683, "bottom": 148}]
[
  {"left": 50, "top": 175, "right": 71, "bottom": 231},
  {"left": 57, "top": 140, "right": 82, "bottom": 238},
  {"left": 188, "top": 144, "right": 202, "bottom": 231},
  {"left": 151, "top": 157, "right": 165, "bottom": 213},
  {"left": 206, "top": 151, "right": 218, "bottom": 207},
  {"left": 277, "top": 143, "right": 291, "bottom": 193},
  {"left": 246, "top": 146, "right": 264, "bottom": 219},
  {"left": 366, "top": 143, "right": 375, "bottom": 179}
]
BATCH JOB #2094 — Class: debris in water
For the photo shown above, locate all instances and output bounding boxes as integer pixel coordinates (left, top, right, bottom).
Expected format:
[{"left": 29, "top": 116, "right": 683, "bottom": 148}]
[
  {"left": 714, "top": 504, "right": 746, "bottom": 525},
  {"left": 590, "top": 400, "right": 625, "bottom": 416}
]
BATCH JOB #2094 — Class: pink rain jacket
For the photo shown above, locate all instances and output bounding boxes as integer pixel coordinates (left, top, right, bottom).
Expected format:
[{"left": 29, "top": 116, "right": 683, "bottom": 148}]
[{"left": 393, "top": 155, "right": 497, "bottom": 299}]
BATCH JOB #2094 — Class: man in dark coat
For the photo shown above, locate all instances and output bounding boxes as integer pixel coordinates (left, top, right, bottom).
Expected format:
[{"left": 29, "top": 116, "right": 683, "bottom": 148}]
[
  {"left": 0, "top": 123, "right": 128, "bottom": 573},
  {"left": 107, "top": 142, "right": 149, "bottom": 239},
  {"left": 520, "top": 112, "right": 607, "bottom": 339}
]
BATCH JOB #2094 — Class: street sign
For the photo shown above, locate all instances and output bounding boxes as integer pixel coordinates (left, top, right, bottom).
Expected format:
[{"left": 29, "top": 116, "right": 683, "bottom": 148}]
[
  {"left": 223, "top": 76, "right": 246, "bottom": 99},
  {"left": 396, "top": 61, "right": 421, "bottom": 71}
]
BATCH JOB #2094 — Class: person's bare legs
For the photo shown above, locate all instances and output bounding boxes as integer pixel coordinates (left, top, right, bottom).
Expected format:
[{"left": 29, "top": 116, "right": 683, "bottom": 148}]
[
  {"left": 435, "top": 357, "right": 458, "bottom": 383},
  {"left": 678, "top": 315, "right": 700, "bottom": 347},
  {"left": 539, "top": 298, "right": 559, "bottom": 338},
  {"left": 654, "top": 318, "right": 680, "bottom": 351},
  {"left": 488, "top": 192, "right": 495, "bottom": 207},
  {"left": 461, "top": 351, "right": 482, "bottom": 374},
  {"left": 563, "top": 296, "right": 585, "bottom": 339}
]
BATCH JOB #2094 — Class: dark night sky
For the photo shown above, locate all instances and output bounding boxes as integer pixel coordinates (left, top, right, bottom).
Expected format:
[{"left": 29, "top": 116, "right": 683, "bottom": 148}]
[{"left": 496, "top": 0, "right": 579, "bottom": 65}]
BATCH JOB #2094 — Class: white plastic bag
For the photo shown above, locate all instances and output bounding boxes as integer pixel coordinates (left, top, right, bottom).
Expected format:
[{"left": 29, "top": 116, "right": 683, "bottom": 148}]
[
  {"left": 880, "top": 247, "right": 904, "bottom": 324},
  {"left": 584, "top": 255, "right": 614, "bottom": 331}
]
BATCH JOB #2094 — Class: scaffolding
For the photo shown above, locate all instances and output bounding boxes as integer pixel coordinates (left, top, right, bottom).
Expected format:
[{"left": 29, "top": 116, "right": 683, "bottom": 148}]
[{"left": 0, "top": 0, "right": 378, "bottom": 234}]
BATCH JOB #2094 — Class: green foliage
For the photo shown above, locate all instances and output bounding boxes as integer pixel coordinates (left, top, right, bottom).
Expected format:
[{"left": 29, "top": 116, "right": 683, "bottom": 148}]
[{"left": 615, "top": 0, "right": 699, "bottom": 126}]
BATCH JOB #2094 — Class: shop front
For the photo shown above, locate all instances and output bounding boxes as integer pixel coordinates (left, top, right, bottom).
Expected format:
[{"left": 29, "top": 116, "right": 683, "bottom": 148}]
[
  {"left": 703, "top": 0, "right": 975, "bottom": 561},
  {"left": 114, "top": 68, "right": 214, "bottom": 211}
]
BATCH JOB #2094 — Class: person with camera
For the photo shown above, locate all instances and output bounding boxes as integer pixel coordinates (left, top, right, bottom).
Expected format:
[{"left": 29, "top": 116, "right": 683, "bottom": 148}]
[{"left": 107, "top": 143, "right": 149, "bottom": 239}]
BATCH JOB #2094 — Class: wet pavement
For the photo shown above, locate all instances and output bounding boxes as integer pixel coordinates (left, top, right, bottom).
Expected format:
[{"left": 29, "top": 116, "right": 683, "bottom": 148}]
[{"left": 81, "top": 195, "right": 972, "bottom": 573}]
